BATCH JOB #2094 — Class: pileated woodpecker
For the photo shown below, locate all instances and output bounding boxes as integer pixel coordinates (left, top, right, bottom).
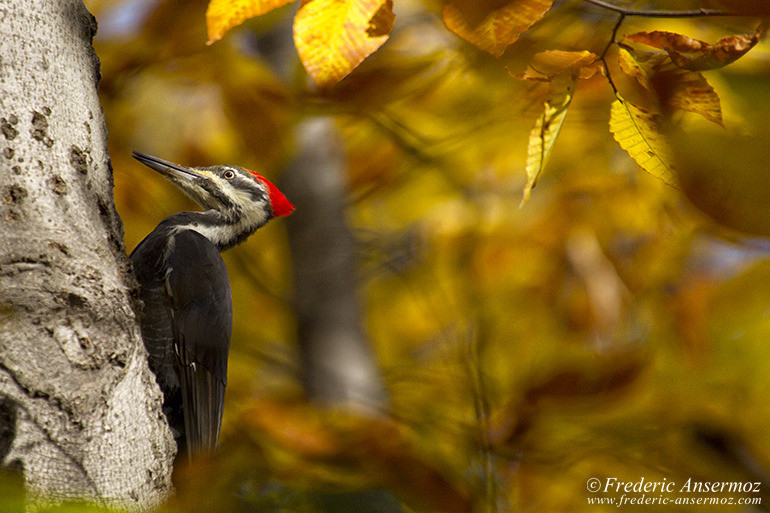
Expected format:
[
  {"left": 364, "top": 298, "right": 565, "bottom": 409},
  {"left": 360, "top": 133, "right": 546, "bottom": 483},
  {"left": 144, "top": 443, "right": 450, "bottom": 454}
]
[{"left": 129, "top": 152, "right": 294, "bottom": 457}]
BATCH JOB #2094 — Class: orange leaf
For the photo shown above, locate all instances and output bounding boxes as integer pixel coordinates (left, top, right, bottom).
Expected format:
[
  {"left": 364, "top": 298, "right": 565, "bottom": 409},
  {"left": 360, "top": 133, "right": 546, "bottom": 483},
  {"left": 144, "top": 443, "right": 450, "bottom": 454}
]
[
  {"left": 293, "top": 0, "right": 395, "bottom": 88},
  {"left": 243, "top": 398, "right": 340, "bottom": 456},
  {"left": 618, "top": 46, "right": 723, "bottom": 126},
  {"left": 625, "top": 30, "right": 762, "bottom": 71},
  {"left": 241, "top": 398, "right": 471, "bottom": 513},
  {"left": 515, "top": 49, "right": 601, "bottom": 81},
  {"left": 206, "top": 0, "right": 297, "bottom": 45},
  {"left": 443, "top": 0, "right": 554, "bottom": 57}
]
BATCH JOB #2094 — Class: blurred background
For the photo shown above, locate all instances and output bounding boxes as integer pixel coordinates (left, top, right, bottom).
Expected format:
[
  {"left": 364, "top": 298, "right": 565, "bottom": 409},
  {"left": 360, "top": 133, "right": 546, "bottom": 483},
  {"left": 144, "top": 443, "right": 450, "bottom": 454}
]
[{"left": 78, "top": 0, "right": 770, "bottom": 511}]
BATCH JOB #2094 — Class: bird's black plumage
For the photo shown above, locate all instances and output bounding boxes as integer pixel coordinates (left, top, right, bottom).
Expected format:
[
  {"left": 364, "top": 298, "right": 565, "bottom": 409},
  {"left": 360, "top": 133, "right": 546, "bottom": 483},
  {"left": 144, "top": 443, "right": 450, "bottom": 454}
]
[
  {"left": 131, "top": 218, "right": 232, "bottom": 454},
  {"left": 128, "top": 152, "right": 294, "bottom": 458}
]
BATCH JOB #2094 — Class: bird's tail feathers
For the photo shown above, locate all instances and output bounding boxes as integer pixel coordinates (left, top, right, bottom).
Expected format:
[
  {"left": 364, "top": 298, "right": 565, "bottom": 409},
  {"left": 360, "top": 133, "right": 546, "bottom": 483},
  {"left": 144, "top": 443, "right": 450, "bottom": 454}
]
[{"left": 178, "top": 355, "right": 225, "bottom": 458}]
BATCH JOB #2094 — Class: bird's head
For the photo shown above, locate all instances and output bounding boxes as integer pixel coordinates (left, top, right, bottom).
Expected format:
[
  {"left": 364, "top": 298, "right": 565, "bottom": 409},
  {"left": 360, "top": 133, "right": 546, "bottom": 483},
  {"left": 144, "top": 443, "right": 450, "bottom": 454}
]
[{"left": 132, "top": 152, "right": 295, "bottom": 225}]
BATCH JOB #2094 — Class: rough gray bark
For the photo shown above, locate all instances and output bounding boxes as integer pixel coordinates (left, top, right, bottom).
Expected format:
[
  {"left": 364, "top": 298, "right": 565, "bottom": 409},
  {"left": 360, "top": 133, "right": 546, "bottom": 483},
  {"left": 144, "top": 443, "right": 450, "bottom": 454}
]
[
  {"left": 282, "top": 118, "right": 389, "bottom": 410},
  {"left": 0, "top": 0, "right": 174, "bottom": 509}
]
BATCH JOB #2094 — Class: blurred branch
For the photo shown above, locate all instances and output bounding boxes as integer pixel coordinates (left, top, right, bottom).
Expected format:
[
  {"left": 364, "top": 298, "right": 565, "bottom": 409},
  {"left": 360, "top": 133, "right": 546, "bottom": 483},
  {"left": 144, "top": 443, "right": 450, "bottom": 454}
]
[{"left": 464, "top": 324, "right": 496, "bottom": 513}]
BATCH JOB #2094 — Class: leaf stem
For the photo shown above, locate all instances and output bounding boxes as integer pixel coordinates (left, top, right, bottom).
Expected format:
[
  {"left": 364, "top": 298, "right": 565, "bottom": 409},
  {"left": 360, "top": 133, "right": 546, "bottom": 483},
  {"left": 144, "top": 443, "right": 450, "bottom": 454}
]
[
  {"left": 599, "top": 14, "right": 623, "bottom": 97},
  {"left": 601, "top": 56, "right": 620, "bottom": 98},
  {"left": 582, "top": 0, "right": 742, "bottom": 17}
]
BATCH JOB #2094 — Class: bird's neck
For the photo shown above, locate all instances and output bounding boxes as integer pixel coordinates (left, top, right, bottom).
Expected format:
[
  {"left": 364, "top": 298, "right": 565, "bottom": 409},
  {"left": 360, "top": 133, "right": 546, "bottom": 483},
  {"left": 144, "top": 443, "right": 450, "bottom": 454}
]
[{"left": 167, "top": 210, "right": 264, "bottom": 251}]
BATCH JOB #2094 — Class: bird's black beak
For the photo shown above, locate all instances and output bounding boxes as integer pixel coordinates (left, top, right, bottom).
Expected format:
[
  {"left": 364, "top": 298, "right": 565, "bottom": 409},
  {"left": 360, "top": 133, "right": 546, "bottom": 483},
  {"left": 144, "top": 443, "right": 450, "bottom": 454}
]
[{"left": 132, "top": 152, "right": 200, "bottom": 181}]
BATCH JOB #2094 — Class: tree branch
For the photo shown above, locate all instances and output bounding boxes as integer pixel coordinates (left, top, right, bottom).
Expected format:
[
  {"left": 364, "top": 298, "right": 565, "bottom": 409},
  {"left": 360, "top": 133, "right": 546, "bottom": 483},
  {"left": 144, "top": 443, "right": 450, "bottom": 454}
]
[
  {"left": 600, "top": 13, "right": 624, "bottom": 59},
  {"left": 582, "top": 0, "right": 742, "bottom": 18}
]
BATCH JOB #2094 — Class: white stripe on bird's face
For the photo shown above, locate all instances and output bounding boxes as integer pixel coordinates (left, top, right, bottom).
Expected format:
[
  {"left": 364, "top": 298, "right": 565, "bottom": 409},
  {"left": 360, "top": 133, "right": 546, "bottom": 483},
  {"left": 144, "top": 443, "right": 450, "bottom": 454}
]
[
  {"left": 174, "top": 212, "right": 269, "bottom": 249},
  {"left": 163, "top": 164, "right": 274, "bottom": 249},
  {"left": 174, "top": 168, "right": 268, "bottom": 213},
  {"left": 170, "top": 168, "right": 221, "bottom": 210}
]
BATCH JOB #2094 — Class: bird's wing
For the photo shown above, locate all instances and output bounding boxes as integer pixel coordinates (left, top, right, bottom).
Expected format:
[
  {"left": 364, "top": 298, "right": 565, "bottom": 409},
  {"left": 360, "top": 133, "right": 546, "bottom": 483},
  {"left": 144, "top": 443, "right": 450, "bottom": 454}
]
[
  {"left": 130, "top": 233, "right": 180, "bottom": 398},
  {"left": 164, "top": 229, "right": 232, "bottom": 456}
]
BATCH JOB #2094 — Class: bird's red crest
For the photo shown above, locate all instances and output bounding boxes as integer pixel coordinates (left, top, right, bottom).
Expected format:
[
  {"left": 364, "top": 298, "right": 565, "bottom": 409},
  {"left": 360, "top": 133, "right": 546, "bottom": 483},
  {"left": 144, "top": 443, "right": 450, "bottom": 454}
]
[{"left": 249, "top": 171, "right": 295, "bottom": 217}]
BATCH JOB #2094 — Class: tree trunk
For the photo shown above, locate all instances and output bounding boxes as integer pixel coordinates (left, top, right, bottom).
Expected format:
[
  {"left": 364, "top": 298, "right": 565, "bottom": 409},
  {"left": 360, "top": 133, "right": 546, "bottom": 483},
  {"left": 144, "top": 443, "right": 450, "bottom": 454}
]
[
  {"left": 250, "top": 6, "right": 389, "bottom": 411},
  {"left": 0, "top": 1, "right": 174, "bottom": 509},
  {"left": 282, "top": 118, "right": 389, "bottom": 410}
]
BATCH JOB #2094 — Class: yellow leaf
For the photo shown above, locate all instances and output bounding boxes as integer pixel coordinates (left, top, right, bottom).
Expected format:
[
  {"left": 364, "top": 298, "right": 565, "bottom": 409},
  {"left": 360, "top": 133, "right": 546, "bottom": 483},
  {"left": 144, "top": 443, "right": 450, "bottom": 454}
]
[
  {"left": 521, "top": 74, "right": 575, "bottom": 206},
  {"left": 442, "top": 0, "right": 554, "bottom": 58},
  {"left": 609, "top": 98, "right": 675, "bottom": 184},
  {"left": 617, "top": 45, "right": 662, "bottom": 90},
  {"left": 293, "top": 0, "right": 395, "bottom": 88},
  {"left": 618, "top": 46, "right": 723, "bottom": 126},
  {"left": 206, "top": 0, "right": 296, "bottom": 45}
]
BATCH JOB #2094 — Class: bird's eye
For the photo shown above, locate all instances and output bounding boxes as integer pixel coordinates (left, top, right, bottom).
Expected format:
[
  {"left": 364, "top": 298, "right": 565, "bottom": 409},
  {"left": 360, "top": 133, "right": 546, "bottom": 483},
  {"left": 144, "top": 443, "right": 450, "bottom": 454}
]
[{"left": 223, "top": 170, "right": 235, "bottom": 179}]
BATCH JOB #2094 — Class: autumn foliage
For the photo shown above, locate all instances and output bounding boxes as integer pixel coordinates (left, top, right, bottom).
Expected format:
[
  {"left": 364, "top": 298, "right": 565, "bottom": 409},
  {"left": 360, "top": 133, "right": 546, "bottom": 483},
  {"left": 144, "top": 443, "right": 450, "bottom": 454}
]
[{"left": 205, "top": 0, "right": 765, "bottom": 207}]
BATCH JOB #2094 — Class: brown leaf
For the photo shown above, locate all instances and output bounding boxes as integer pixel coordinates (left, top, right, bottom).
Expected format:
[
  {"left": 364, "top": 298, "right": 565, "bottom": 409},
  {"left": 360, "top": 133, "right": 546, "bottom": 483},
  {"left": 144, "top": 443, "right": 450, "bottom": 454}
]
[
  {"left": 524, "top": 357, "right": 644, "bottom": 403},
  {"left": 625, "top": 30, "right": 762, "bottom": 71},
  {"left": 515, "top": 50, "right": 601, "bottom": 82},
  {"left": 671, "top": 279, "right": 717, "bottom": 357},
  {"left": 443, "top": 0, "right": 554, "bottom": 57},
  {"left": 490, "top": 355, "right": 647, "bottom": 446},
  {"left": 618, "top": 46, "right": 723, "bottom": 126},
  {"left": 663, "top": 69, "right": 723, "bottom": 126},
  {"left": 367, "top": 0, "right": 396, "bottom": 38}
]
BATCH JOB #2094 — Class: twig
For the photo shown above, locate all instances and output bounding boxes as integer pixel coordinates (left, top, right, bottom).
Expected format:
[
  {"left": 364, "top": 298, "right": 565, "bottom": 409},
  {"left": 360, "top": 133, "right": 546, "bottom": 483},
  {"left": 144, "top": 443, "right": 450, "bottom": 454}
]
[
  {"left": 583, "top": 0, "right": 742, "bottom": 18},
  {"left": 600, "top": 13, "right": 625, "bottom": 59},
  {"left": 598, "top": 13, "right": 624, "bottom": 97}
]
